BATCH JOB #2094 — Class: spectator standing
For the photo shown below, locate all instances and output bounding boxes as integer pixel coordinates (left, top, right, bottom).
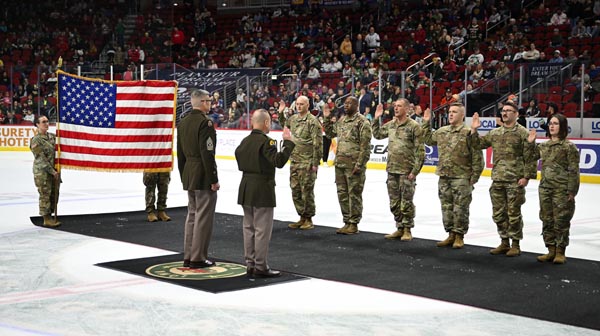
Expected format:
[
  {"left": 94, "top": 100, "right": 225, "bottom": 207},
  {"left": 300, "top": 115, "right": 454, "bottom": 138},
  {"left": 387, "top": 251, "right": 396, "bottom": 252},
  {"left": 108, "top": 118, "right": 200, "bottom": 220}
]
[
  {"left": 340, "top": 35, "right": 353, "bottom": 62},
  {"left": 365, "top": 26, "right": 380, "bottom": 54},
  {"left": 354, "top": 34, "right": 366, "bottom": 58}
]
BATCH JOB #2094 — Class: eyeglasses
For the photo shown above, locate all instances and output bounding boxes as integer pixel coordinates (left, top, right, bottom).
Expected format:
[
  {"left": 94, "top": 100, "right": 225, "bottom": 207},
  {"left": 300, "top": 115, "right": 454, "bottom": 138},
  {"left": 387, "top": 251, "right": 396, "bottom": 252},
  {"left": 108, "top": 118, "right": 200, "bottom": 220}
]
[{"left": 501, "top": 109, "right": 517, "bottom": 113}]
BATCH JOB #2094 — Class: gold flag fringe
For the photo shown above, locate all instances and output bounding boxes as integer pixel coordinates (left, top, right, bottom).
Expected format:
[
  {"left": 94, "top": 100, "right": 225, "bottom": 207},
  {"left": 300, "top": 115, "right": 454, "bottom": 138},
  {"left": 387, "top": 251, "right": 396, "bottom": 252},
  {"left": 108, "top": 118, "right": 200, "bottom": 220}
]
[{"left": 58, "top": 165, "right": 173, "bottom": 173}]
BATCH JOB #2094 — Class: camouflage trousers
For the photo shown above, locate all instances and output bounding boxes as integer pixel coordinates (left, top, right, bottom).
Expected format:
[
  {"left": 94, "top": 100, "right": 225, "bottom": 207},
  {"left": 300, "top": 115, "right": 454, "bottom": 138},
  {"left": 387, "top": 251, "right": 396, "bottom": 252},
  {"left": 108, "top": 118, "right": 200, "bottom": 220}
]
[
  {"left": 34, "top": 172, "right": 60, "bottom": 216},
  {"left": 438, "top": 177, "right": 473, "bottom": 235},
  {"left": 387, "top": 173, "right": 416, "bottom": 229},
  {"left": 489, "top": 181, "right": 526, "bottom": 240},
  {"left": 143, "top": 172, "right": 171, "bottom": 213},
  {"left": 290, "top": 163, "right": 317, "bottom": 218},
  {"left": 334, "top": 167, "right": 366, "bottom": 225},
  {"left": 539, "top": 187, "right": 575, "bottom": 248}
]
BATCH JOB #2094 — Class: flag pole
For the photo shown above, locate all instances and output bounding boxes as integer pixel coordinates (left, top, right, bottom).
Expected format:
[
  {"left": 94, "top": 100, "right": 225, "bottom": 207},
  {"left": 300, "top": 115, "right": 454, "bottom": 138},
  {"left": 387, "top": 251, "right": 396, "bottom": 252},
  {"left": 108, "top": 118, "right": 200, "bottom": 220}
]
[{"left": 53, "top": 57, "right": 63, "bottom": 224}]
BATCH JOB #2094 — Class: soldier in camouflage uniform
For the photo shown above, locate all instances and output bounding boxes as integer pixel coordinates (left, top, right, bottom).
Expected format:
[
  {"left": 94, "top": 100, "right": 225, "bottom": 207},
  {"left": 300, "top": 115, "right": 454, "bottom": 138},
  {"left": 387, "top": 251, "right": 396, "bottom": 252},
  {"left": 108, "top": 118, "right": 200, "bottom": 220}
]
[
  {"left": 527, "top": 113, "right": 579, "bottom": 264},
  {"left": 143, "top": 172, "right": 171, "bottom": 222},
  {"left": 372, "top": 99, "right": 425, "bottom": 241},
  {"left": 30, "top": 115, "right": 61, "bottom": 227},
  {"left": 322, "top": 96, "right": 372, "bottom": 235},
  {"left": 422, "top": 103, "right": 483, "bottom": 249},
  {"left": 278, "top": 96, "right": 323, "bottom": 230},
  {"left": 471, "top": 101, "right": 538, "bottom": 257}
]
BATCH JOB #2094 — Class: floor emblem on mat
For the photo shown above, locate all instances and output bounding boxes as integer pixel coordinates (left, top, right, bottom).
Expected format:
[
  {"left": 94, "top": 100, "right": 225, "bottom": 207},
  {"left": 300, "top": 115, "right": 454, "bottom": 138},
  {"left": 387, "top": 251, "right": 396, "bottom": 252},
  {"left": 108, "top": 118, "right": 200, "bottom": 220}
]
[{"left": 146, "top": 262, "right": 247, "bottom": 280}]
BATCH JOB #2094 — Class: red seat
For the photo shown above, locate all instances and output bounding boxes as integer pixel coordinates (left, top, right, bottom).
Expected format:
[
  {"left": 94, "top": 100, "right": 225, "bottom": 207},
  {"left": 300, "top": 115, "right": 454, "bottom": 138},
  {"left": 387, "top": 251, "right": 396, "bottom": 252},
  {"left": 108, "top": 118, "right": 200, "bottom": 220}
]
[
  {"left": 547, "top": 94, "right": 562, "bottom": 104},
  {"left": 549, "top": 86, "right": 563, "bottom": 94},
  {"left": 563, "top": 102, "right": 578, "bottom": 117}
]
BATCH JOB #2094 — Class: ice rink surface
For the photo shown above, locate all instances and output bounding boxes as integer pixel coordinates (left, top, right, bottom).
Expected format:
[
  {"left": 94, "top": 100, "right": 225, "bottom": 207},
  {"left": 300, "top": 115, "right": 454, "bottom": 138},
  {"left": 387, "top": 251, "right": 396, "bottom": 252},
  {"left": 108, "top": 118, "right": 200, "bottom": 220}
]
[{"left": 1, "top": 151, "right": 600, "bottom": 336}]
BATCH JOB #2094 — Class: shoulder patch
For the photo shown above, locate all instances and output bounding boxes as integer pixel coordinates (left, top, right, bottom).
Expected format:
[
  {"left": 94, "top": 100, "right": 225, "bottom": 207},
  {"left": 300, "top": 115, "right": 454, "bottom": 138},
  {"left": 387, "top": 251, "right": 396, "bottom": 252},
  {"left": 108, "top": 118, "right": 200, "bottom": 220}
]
[
  {"left": 207, "top": 137, "right": 214, "bottom": 151},
  {"left": 269, "top": 139, "right": 276, "bottom": 146}
]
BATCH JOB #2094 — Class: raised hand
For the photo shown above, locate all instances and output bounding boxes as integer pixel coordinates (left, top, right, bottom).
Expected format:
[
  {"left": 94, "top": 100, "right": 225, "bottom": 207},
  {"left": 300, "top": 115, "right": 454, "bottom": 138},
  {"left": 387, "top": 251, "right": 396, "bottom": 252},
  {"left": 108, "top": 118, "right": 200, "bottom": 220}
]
[
  {"left": 322, "top": 103, "right": 331, "bottom": 118},
  {"left": 374, "top": 103, "right": 384, "bottom": 119},
  {"left": 282, "top": 127, "right": 292, "bottom": 141},
  {"left": 423, "top": 107, "right": 431, "bottom": 122},
  {"left": 471, "top": 112, "right": 481, "bottom": 130},
  {"left": 528, "top": 128, "right": 537, "bottom": 143},
  {"left": 278, "top": 100, "right": 286, "bottom": 113}
]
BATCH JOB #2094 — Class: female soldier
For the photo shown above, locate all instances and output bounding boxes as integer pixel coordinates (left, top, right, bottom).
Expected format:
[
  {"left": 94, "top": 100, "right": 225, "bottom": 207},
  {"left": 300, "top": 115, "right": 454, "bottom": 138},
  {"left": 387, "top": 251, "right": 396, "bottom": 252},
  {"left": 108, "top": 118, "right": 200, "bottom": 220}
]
[
  {"left": 528, "top": 113, "right": 580, "bottom": 264},
  {"left": 30, "top": 115, "right": 61, "bottom": 227}
]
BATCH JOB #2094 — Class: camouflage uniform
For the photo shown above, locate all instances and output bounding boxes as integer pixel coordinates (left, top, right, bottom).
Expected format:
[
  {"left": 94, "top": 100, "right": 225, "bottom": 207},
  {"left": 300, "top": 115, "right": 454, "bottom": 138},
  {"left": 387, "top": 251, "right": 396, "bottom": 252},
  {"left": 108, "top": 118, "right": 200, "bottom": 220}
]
[
  {"left": 422, "top": 123, "right": 483, "bottom": 235},
  {"left": 143, "top": 172, "right": 171, "bottom": 213},
  {"left": 372, "top": 117, "right": 424, "bottom": 230},
  {"left": 285, "top": 112, "right": 323, "bottom": 218},
  {"left": 476, "top": 124, "right": 537, "bottom": 241},
  {"left": 323, "top": 112, "right": 372, "bottom": 226},
  {"left": 531, "top": 139, "right": 580, "bottom": 248},
  {"left": 30, "top": 132, "right": 59, "bottom": 216}
]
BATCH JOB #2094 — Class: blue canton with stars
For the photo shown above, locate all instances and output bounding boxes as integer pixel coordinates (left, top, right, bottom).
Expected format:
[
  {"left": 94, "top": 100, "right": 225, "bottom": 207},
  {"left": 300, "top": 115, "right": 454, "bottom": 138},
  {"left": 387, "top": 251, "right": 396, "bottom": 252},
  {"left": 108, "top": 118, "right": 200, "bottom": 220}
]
[{"left": 59, "top": 75, "right": 118, "bottom": 128}]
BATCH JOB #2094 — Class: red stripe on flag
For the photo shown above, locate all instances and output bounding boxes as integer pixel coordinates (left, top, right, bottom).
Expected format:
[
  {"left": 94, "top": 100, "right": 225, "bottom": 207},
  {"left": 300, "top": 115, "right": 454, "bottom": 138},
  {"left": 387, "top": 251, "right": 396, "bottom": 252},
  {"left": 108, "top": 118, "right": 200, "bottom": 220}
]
[
  {"left": 116, "top": 93, "right": 175, "bottom": 101},
  {"left": 59, "top": 145, "right": 172, "bottom": 157},
  {"left": 115, "top": 107, "right": 174, "bottom": 115},
  {"left": 59, "top": 159, "right": 173, "bottom": 170},
  {"left": 115, "top": 121, "right": 173, "bottom": 129},
  {"left": 58, "top": 130, "right": 173, "bottom": 143},
  {"left": 116, "top": 81, "right": 177, "bottom": 88}
]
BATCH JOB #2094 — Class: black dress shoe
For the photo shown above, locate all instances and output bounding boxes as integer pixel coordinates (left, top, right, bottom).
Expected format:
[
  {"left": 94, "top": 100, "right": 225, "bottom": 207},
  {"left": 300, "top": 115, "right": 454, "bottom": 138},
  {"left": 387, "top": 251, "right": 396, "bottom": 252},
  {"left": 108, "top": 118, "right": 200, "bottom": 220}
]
[
  {"left": 253, "top": 268, "right": 281, "bottom": 278},
  {"left": 182, "top": 260, "right": 190, "bottom": 267},
  {"left": 246, "top": 266, "right": 255, "bottom": 277},
  {"left": 189, "top": 260, "right": 215, "bottom": 269}
]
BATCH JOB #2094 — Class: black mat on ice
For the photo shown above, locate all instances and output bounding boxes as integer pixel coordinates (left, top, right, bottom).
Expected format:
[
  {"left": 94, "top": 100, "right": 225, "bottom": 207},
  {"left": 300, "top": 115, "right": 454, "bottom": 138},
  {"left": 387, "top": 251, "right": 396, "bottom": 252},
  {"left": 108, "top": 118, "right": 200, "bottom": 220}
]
[
  {"left": 32, "top": 207, "right": 600, "bottom": 330},
  {"left": 96, "top": 254, "right": 306, "bottom": 293}
]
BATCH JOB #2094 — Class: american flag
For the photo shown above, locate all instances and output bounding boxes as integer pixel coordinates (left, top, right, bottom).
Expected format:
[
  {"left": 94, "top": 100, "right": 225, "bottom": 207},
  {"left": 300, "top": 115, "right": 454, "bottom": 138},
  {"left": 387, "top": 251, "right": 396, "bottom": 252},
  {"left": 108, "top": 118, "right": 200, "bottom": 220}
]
[{"left": 56, "top": 71, "right": 177, "bottom": 172}]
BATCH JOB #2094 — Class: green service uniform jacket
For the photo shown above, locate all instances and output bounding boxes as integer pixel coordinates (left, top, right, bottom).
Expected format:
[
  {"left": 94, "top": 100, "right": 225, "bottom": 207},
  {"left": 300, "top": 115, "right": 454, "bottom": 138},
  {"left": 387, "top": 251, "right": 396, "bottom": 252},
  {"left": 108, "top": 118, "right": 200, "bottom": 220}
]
[
  {"left": 235, "top": 129, "right": 295, "bottom": 208},
  {"left": 177, "top": 109, "right": 219, "bottom": 190}
]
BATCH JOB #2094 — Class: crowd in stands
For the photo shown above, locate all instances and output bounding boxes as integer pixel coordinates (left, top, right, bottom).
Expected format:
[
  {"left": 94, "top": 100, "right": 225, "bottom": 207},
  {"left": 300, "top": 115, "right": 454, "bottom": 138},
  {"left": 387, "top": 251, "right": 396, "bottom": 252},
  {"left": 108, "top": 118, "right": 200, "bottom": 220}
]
[{"left": 2, "top": 0, "right": 600, "bottom": 126}]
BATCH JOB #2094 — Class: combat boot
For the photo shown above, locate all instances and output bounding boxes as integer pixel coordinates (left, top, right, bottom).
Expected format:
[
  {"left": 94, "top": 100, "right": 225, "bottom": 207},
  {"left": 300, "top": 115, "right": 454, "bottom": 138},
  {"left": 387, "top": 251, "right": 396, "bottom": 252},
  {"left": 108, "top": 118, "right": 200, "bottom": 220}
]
[
  {"left": 42, "top": 215, "right": 61, "bottom": 228},
  {"left": 340, "top": 224, "right": 358, "bottom": 235},
  {"left": 537, "top": 246, "right": 556, "bottom": 262},
  {"left": 336, "top": 224, "right": 350, "bottom": 234},
  {"left": 436, "top": 232, "right": 455, "bottom": 247},
  {"left": 384, "top": 228, "right": 403, "bottom": 240},
  {"left": 490, "top": 238, "right": 510, "bottom": 255},
  {"left": 452, "top": 233, "right": 464, "bottom": 249},
  {"left": 157, "top": 211, "right": 171, "bottom": 221},
  {"left": 299, "top": 217, "right": 314, "bottom": 230},
  {"left": 553, "top": 246, "right": 567, "bottom": 264},
  {"left": 400, "top": 227, "right": 413, "bottom": 241},
  {"left": 147, "top": 212, "right": 158, "bottom": 222},
  {"left": 506, "top": 240, "right": 521, "bottom": 257},
  {"left": 288, "top": 217, "right": 305, "bottom": 229}
]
